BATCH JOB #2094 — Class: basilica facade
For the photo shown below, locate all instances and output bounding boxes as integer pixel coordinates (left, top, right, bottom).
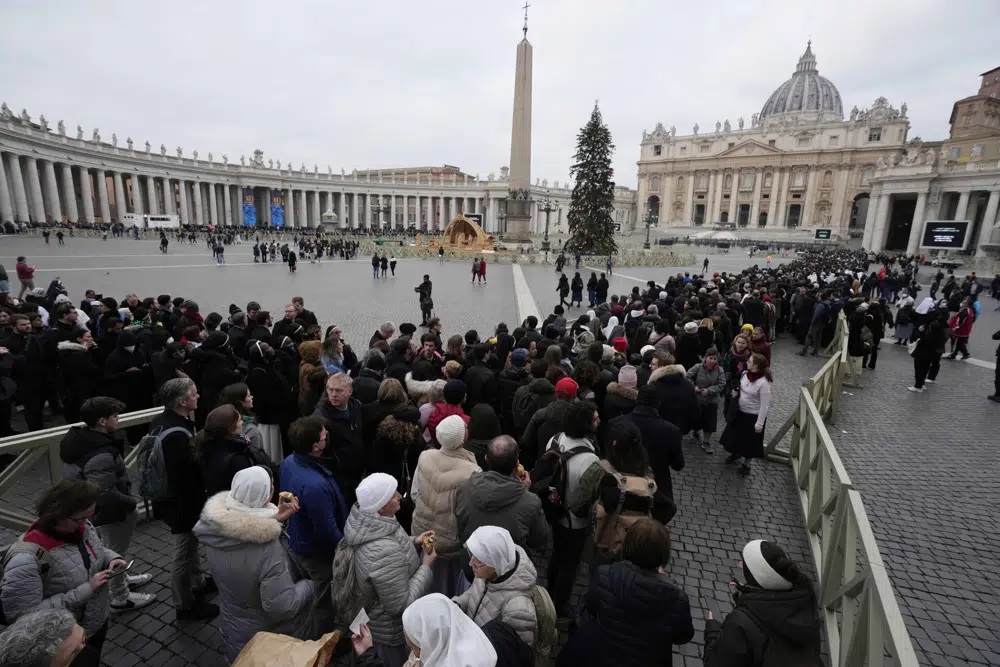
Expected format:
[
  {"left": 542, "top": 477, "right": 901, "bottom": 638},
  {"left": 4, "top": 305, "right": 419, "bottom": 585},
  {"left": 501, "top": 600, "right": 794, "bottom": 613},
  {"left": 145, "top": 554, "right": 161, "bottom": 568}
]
[{"left": 636, "top": 43, "right": 910, "bottom": 238}]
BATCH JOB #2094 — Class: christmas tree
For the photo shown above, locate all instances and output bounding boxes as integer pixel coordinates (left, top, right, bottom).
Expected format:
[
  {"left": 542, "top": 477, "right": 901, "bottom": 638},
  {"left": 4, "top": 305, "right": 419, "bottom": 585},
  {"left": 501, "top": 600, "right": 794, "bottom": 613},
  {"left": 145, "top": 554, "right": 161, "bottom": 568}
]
[{"left": 565, "top": 103, "right": 617, "bottom": 255}]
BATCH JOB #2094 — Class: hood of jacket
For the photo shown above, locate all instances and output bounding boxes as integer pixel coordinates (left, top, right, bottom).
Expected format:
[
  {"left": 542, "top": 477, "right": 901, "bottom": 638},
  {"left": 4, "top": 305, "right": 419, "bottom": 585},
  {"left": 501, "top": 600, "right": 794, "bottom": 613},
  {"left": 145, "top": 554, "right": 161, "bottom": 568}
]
[
  {"left": 405, "top": 372, "right": 445, "bottom": 399},
  {"left": 193, "top": 492, "right": 282, "bottom": 548},
  {"left": 499, "top": 366, "right": 529, "bottom": 382},
  {"left": 468, "top": 404, "right": 501, "bottom": 441},
  {"left": 736, "top": 585, "right": 820, "bottom": 647},
  {"left": 488, "top": 546, "right": 537, "bottom": 593},
  {"left": 605, "top": 382, "right": 637, "bottom": 402},
  {"left": 527, "top": 377, "right": 555, "bottom": 397},
  {"left": 189, "top": 346, "right": 231, "bottom": 365},
  {"left": 649, "top": 364, "right": 686, "bottom": 384},
  {"left": 57, "top": 340, "right": 90, "bottom": 353},
  {"left": 341, "top": 504, "right": 400, "bottom": 547},
  {"left": 466, "top": 470, "right": 528, "bottom": 513},
  {"left": 59, "top": 426, "right": 121, "bottom": 465},
  {"left": 298, "top": 340, "right": 323, "bottom": 365}
]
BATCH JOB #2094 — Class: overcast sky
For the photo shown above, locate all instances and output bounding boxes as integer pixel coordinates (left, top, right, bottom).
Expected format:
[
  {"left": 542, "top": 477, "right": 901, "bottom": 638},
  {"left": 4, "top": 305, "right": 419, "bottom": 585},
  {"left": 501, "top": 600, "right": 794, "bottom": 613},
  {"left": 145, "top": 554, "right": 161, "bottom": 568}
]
[{"left": 1, "top": 0, "right": 996, "bottom": 188}]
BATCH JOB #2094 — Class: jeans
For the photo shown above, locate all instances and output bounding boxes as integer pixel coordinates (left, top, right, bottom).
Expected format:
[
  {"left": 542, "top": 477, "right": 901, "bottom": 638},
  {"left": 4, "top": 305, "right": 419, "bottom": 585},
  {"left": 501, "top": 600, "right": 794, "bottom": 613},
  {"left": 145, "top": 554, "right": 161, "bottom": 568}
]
[
  {"left": 171, "top": 531, "right": 205, "bottom": 609},
  {"left": 97, "top": 511, "right": 137, "bottom": 604},
  {"left": 17, "top": 279, "right": 34, "bottom": 299},
  {"left": 547, "top": 524, "right": 587, "bottom": 617},
  {"left": 801, "top": 325, "right": 823, "bottom": 354}
]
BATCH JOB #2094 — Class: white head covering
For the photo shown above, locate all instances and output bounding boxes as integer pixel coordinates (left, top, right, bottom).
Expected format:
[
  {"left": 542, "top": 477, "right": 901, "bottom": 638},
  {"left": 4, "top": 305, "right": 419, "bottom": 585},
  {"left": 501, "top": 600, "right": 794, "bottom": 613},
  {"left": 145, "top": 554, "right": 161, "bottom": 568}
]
[
  {"left": 915, "top": 297, "right": 934, "bottom": 315},
  {"left": 402, "top": 594, "right": 498, "bottom": 667},
  {"left": 466, "top": 526, "right": 516, "bottom": 575},
  {"left": 225, "top": 467, "right": 277, "bottom": 518},
  {"left": 742, "top": 539, "right": 793, "bottom": 591},
  {"left": 357, "top": 473, "right": 397, "bottom": 513},
  {"left": 436, "top": 415, "right": 467, "bottom": 450},
  {"left": 602, "top": 316, "right": 619, "bottom": 339}
]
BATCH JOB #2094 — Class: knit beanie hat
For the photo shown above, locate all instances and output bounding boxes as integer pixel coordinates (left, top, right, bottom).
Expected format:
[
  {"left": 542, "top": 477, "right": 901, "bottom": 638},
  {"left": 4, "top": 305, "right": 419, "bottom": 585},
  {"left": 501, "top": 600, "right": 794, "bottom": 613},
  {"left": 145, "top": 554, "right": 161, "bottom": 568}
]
[
  {"left": 612, "top": 337, "right": 628, "bottom": 353},
  {"left": 555, "top": 377, "right": 579, "bottom": 399},
  {"left": 741, "top": 540, "right": 794, "bottom": 591},
  {"left": 684, "top": 321, "right": 698, "bottom": 333},
  {"left": 203, "top": 332, "right": 230, "bottom": 350},
  {"left": 443, "top": 380, "right": 467, "bottom": 404},
  {"left": 399, "top": 322, "right": 417, "bottom": 337},
  {"left": 436, "top": 415, "right": 467, "bottom": 450},
  {"left": 617, "top": 365, "right": 638, "bottom": 389},
  {"left": 356, "top": 473, "right": 398, "bottom": 513},
  {"left": 636, "top": 384, "right": 659, "bottom": 407}
]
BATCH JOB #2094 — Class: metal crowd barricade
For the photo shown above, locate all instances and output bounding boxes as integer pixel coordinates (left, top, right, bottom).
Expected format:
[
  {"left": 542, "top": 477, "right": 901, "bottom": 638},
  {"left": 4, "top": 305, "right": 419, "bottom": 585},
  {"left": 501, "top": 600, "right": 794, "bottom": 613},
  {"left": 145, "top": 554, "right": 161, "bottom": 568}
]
[
  {"left": 0, "top": 406, "right": 163, "bottom": 532},
  {"left": 765, "top": 312, "right": 918, "bottom": 666}
]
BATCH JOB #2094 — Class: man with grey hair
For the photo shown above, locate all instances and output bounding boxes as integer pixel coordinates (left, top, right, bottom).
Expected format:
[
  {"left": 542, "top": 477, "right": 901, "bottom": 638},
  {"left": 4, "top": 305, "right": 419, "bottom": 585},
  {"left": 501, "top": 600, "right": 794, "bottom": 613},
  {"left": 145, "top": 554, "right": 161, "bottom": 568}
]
[
  {"left": 149, "top": 378, "right": 219, "bottom": 621},
  {"left": 0, "top": 609, "right": 86, "bottom": 667},
  {"left": 368, "top": 320, "right": 396, "bottom": 349}
]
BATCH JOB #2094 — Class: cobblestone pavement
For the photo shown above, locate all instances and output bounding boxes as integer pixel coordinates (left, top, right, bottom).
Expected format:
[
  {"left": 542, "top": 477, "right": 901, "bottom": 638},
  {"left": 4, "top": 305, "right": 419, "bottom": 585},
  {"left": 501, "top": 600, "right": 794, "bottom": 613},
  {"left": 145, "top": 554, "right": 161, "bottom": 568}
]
[{"left": 8, "top": 236, "right": 995, "bottom": 665}]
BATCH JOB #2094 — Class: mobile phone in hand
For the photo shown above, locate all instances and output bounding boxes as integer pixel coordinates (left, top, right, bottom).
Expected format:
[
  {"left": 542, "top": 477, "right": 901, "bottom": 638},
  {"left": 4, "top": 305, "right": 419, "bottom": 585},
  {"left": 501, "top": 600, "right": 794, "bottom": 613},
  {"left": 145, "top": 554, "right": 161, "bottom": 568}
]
[{"left": 107, "top": 560, "right": 134, "bottom": 579}]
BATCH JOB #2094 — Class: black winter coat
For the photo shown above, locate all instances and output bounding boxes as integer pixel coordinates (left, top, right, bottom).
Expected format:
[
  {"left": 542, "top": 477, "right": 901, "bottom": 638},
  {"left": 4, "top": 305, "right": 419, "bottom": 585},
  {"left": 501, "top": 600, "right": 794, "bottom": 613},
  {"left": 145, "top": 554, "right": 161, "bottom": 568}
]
[
  {"left": 557, "top": 561, "right": 694, "bottom": 667},
  {"left": 464, "top": 360, "right": 499, "bottom": 411},
  {"left": 648, "top": 365, "right": 698, "bottom": 434},
  {"left": 149, "top": 410, "right": 204, "bottom": 534},
  {"left": 185, "top": 347, "right": 243, "bottom": 427},
  {"left": 600, "top": 382, "right": 636, "bottom": 423},
  {"left": 353, "top": 368, "right": 382, "bottom": 406},
  {"left": 199, "top": 435, "right": 256, "bottom": 496},
  {"left": 57, "top": 342, "right": 101, "bottom": 415},
  {"left": 246, "top": 360, "right": 294, "bottom": 425},
  {"left": 313, "top": 397, "right": 365, "bottom": 498},
  {"left": 496, "top": 366, "right": 531, "bottom": 436},
  {"left": 611, "top": 406, "right": 684, "bottom": 501},
  {"left": 674, "top": 333, "right": 701, "bottom": 371},
  {"left": 704, "top": 585, "right": 822, "bottom": 667}
]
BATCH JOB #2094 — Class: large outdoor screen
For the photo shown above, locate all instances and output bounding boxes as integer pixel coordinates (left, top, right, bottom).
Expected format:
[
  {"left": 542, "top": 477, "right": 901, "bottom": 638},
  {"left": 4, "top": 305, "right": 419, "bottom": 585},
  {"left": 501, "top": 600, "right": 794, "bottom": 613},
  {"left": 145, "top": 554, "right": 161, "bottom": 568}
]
[{"left": 920, "top": 221, "right": 970, "bottom": 250}]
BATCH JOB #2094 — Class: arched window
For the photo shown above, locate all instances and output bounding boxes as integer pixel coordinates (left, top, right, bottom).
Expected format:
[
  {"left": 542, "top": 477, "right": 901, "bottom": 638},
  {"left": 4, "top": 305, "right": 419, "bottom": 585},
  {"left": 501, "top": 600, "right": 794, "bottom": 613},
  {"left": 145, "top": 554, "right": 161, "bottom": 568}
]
[
  {"left": 823, "top": 170, "right": 833, "bottom": 187},
  {"left": 763, "top": 172, "right": 773, "bottom": 188},
  {"left": 647, "top": 195, "right": 660, "bottom": 223},
  {"left": 650, "top": 175, "right": 660, "bottom": 191}
]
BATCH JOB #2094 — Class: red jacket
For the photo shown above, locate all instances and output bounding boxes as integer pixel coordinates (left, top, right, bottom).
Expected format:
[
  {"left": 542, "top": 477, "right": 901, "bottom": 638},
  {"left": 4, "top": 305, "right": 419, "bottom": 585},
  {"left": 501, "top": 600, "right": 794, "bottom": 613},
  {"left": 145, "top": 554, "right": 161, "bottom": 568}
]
[
  {"left": 15, "top": 261, "right": 34, "bottom": 281},
  {"left": 948, "top": 307, "right": 975, "bottom": 337},
  {"left": 479, "top": 260, "right": 486, "bottom": 276},
  {"left": 426, "top": 402, "right": 469, "bottom": 446}
]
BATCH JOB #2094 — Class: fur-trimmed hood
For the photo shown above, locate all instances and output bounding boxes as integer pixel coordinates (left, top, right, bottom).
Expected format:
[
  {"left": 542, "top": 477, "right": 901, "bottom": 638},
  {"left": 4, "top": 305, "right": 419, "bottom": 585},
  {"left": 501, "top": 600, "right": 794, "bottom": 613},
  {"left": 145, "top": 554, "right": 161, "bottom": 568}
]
[
  {"left": 57, "top": 341, "right": 90, "bottom": 352},
  {"left": 193, "top": 492, "right": 282, "bottom": 548},
  {"left": 405, "top": 372, "right": 446, "bottom": 400},
  {"left": 649, "top": 364, "right": 687, "bottom": 383},
  {"left": 605, "top": 382, "right": 638, "bottom": 402}
]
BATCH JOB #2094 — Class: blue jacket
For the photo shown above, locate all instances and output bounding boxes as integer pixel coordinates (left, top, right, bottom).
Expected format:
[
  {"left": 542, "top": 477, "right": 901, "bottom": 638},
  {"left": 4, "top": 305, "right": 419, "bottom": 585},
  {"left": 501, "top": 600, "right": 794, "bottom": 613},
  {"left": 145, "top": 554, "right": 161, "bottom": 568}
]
[
  {"left": 279, "top": 453, "right": 348, "bottom": 559},
  {"left": 809, "top": 300, "right": 831, "bottom": 327}
]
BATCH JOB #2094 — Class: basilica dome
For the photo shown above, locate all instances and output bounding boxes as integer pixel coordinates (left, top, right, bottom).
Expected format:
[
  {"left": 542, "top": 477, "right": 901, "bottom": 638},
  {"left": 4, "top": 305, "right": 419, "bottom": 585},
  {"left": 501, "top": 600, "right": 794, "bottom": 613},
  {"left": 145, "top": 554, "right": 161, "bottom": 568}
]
[{"left": 759, "top": 42, "right": 843, "bottom": 123}]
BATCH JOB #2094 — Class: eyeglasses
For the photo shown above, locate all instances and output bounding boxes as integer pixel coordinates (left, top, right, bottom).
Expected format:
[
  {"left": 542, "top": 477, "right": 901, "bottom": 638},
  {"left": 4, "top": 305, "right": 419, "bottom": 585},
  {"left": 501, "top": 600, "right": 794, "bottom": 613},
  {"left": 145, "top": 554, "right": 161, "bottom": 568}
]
[{"left": 68, "top": 510, "right": 95, "bottom": 523}]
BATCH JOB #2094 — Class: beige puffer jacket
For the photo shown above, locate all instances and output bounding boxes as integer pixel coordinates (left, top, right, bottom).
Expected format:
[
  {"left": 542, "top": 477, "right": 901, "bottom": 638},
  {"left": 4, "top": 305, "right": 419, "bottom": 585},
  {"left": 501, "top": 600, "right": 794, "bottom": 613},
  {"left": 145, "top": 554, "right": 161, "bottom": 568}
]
[
  {"left": 452, "top": 545, "right": 539, "bottom": 646},
  {"left": 410, "top": 446, "right": 480, "bottom": 557}
]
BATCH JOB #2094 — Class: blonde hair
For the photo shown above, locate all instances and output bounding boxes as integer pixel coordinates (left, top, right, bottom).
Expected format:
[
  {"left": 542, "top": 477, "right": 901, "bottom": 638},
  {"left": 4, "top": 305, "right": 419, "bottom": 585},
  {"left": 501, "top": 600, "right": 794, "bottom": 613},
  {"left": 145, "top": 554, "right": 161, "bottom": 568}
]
[
  {"left": 699, "top": 318, "right": 714, "bottom": 330},
  {"left": 326, "top": 372, "right": 352, "bottom": 389}
]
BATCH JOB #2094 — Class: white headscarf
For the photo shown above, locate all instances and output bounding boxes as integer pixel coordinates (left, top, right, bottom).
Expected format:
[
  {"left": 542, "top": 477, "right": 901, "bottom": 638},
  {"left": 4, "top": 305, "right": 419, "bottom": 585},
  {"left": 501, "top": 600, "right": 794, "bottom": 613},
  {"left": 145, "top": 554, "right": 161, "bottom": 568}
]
[
  {"left": 602, "top": 316, "right": 619, "bottom": 340},
  {"left": 915, "top": 297, "right": 934, "bottom": 315},
  {"left": 225, "top": 466, "right": 277, "bottom": 518},
  {"left": 403, "top": 594, "right": 497, "bottom": 667},
  {"left": 466, "top": 526, "right": 516, "bottom": 575}
]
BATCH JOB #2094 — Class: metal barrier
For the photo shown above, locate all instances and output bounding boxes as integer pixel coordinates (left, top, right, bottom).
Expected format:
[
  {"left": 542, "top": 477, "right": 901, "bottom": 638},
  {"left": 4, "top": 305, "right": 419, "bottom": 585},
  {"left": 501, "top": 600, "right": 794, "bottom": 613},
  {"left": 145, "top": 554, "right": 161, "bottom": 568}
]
[
  {"left": 0, "top": 407, "right": 163, "bottom": 531},
  {"left": 766, "top": 312, "right": 918, "bottom": 666}
]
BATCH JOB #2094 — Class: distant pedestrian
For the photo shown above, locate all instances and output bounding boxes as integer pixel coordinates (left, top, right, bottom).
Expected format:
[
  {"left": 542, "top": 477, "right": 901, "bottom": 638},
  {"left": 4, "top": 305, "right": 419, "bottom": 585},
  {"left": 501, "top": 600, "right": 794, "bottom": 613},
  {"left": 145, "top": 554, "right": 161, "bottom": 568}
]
[
  {"left": 472, "top": 257, "right": 480, "bottom": 283},
  {"left": 606, "top": 256, "right": 614, "bottom": 275},
  {"left": 389, "top": 255, "right": 397, "bottom": 276},
  {"left": 478, "top": 258, "right": 486, "bottom": 284}
]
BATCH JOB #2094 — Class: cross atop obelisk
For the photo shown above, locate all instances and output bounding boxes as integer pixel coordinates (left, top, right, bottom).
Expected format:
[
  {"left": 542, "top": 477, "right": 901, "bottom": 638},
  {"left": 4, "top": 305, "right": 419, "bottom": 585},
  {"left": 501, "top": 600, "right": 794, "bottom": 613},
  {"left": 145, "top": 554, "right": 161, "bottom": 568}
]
[{"left": 505, "top": 5, "right": 534, "bottom": 243}]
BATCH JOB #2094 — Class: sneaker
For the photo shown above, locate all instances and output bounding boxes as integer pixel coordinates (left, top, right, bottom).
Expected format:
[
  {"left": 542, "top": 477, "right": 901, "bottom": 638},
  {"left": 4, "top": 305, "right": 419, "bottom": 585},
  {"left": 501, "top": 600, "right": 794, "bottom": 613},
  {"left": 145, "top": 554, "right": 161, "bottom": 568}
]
[
  {"left": 175, "top": 601, "right": 219, "bottom": 622},
  {"left": 111, "top": 592, "right": 156, "bottom": 613},
  {"left": 126, "top": 572, "right": 152, "bottom": 588},
  {"left": 924, "top": 379, "right": 936, "bottom": 384},
  {"left": 907, "top": 386, "right": 924, "bottom": 393},
  {"left": 961, "top": 355, "right": 970, "bottom": 361},
  {"left": 700, "top": 442, "right": 714, "bottom": 454},
  {"left": 193, "top": 577, "right": 218, "bottom": 597}
]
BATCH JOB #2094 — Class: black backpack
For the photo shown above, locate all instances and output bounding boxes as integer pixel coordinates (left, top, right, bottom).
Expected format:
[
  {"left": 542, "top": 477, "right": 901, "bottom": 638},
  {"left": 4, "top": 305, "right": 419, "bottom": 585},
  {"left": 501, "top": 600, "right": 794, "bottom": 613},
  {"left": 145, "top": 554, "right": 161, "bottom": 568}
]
[
  {"left": 529, "top": 433, "right": 591, "bottom": 525},
  {"left": 743, "top": 609, "right": 824, "bottom": 667}
]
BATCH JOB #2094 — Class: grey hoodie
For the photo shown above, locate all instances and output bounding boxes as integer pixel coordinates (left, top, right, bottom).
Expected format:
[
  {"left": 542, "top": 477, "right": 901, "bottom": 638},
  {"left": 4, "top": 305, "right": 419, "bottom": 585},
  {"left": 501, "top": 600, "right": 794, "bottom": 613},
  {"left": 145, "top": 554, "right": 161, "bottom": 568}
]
[{"left": 455, "top": 471, "right": 549, "bottom": 552}]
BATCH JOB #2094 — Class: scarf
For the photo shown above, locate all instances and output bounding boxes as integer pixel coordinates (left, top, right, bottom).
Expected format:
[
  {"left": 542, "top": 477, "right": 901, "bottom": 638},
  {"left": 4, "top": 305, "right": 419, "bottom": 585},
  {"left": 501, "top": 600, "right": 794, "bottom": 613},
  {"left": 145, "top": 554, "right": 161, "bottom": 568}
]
[{"left": 746, "top": 370, "right": 766, "bottom": 382}]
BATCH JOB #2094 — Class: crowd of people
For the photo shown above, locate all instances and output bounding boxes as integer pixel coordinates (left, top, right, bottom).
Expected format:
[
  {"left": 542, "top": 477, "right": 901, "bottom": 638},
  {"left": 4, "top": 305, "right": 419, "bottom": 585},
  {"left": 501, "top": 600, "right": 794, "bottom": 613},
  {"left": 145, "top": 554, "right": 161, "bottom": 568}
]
[{"left": 0, "top": 242, "right": 996, "bottom": 667}]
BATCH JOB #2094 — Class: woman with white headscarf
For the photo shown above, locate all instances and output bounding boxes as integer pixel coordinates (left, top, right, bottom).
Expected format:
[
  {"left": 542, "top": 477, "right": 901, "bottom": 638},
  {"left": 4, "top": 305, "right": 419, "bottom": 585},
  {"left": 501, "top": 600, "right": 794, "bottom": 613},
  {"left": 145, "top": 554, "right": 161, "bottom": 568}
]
[
  {"left": 403, "top": 593, "right": 498, "bottom": 667},
  {"left": 333, "top": 472, "right": 436, "bottom": 667},
  {"left": 453, "top": 526, "right": 538, "bottom": 647},
  {"left": 602, "top": 316, "right": 620, "bottom": 341},
  {"left": 193, "top": 466, "right": 314, "bottom": 662}
]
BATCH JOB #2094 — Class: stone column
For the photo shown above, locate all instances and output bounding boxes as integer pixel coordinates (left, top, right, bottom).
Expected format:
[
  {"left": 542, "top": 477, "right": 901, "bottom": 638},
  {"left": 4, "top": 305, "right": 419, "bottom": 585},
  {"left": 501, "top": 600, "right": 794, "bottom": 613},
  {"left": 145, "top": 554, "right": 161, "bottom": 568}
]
[
  {"left": 8, "top": 155, "right": 31, "bottom": 223},
  {"left": 863, "top": 194, "right": 888, "bottom": 251},
  {"left": 0, "top": 153, "right": 14, "bottom": 223},
  {"left": 145, "top": 175, "right": 158, "bottom": 216},
  {"left": 298, "top": 190, "right": 307, "bottom": 228},
  {"left": 773, "top": 171, "right": 788, "bottom": 228},
  {"left": 97, "top": 172, "right": 111, "bottom": 223},
  {"left": 286, "top": 189, "right": 295, "bottom": 227},
  {"left": 79, "top": 169, "right": 95, "bottom": 223},
  {"left": 223, "top": 185, "right": 232, "bottom": 226},
  {"left": 390, "top": 194, "right": 397, "bottom": 230},
  {"left": 748, "top": 168, "right": 763, "bottom": 228},
  {"left": 113, "top": 172, "right": 127, "bottom": 222},
  {"left": 662, "top": 175, "right": 673, "bottom": 224},
  {"left": 161, "top": 177, "right": 173, "bottom": 215},
  {"left": 43, "top": 161, "right": 62, "bottom": 222},
  {"left": 311, "top": 191, "right": 321, "bottom": 228},
  {"left": 130, "top": 174, "right": 144, "bottom": 217},
  {"left": 208, "top": 183, "right": 219, "bottom": 226},
  {"left": 975, "top": 190, "right": 999, "bottom": 256},
  {"left": 61, "top": 164, "right": 78, "bottom": 222},
  {"left": 24, "top": 158, "right": 44, "bottom": 223},
  {"left": 802, "top": 169, "right": 818, "bottom": 227},
  {"left": 192, "top": 181, "right": 203, "bottom": 224},
  {"left": 683, "top": 172, "right": 695, "bottom": 223},
  {"left": 348, "top": 192, "right": 357, "bottom": 228},
  {"left": 906, "top": 192, "right": 929, "bottom": 255},
  {"left": 337, "top": 191, "right": 346, "bottom": 229},
  {"left": 727, "top": 170, "right": 738, "bottom": 221},
  {"left": 767, "top": 169, "right": 780, "bottom": 226},
  {"left": 954, "top": 191, "right": 970, "bottom": 221}
]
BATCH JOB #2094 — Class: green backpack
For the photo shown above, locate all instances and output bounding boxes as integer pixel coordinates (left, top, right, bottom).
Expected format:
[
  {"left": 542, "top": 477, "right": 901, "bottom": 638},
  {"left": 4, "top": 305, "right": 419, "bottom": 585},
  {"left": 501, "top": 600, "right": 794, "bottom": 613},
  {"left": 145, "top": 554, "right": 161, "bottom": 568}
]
[{"left": 529, "top": 584, "right": 558, "bottom": 667}]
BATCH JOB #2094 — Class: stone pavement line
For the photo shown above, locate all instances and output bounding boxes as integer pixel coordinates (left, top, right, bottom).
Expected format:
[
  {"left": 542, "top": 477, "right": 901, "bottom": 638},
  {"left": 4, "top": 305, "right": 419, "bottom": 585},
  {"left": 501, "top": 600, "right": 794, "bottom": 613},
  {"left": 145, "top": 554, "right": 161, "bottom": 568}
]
[{"left": 511, "top": 262, "right": 540, "bottom": 324}]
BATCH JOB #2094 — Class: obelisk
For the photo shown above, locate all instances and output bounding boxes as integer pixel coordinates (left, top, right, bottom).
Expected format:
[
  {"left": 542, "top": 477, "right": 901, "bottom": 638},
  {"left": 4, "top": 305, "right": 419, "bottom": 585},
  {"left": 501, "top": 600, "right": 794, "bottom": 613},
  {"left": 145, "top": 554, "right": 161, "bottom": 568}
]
[{"left": 504, "top": 5, "right": 533, "bottom": 243}]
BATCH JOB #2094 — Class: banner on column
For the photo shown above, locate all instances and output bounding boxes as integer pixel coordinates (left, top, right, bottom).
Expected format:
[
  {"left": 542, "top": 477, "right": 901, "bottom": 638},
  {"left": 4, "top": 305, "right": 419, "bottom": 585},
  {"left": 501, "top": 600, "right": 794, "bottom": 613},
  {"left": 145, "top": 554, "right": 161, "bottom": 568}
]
[
  {"left": 242, "top": 188, "right": 256, "bottom": 227},
  {"left": 270, "top": 190, "right": 285, "bottom": 227}
]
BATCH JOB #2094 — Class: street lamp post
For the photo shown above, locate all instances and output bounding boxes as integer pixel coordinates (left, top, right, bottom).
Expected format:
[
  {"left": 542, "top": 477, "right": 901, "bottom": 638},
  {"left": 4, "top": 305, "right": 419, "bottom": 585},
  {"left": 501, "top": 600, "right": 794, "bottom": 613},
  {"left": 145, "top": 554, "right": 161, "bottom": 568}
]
[
  {"left": 540, "top": 195, "right": 555, "bottom": 253},
  {"left": 643, "top": 209, "right": 654, "bottom": 250}
]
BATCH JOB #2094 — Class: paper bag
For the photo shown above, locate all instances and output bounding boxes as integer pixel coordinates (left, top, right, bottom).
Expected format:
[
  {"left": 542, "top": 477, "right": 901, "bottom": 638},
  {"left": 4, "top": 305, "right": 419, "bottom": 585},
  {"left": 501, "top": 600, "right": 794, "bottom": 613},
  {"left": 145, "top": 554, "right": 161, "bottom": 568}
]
[{"left": 232, "top": 630, "right": 341, "bottom": 667}]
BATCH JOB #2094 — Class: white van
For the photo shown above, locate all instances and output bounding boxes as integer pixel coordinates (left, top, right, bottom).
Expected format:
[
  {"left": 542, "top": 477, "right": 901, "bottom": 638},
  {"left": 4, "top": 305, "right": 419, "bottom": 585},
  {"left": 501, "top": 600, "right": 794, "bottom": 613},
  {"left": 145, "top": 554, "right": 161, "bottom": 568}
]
[{"left": 144, "top": 214, "right": 180, "bottom": 228}]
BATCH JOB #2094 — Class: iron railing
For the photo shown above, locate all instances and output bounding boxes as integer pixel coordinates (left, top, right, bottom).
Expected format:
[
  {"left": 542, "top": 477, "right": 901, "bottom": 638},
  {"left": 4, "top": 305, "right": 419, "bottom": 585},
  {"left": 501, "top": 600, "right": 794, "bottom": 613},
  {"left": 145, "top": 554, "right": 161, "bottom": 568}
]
[
  {"left": 0, "top": 406, "right": 163, "bottom": 531},
  {"left": 766, "top": 311, "right": 918, "bottom": 666}
]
